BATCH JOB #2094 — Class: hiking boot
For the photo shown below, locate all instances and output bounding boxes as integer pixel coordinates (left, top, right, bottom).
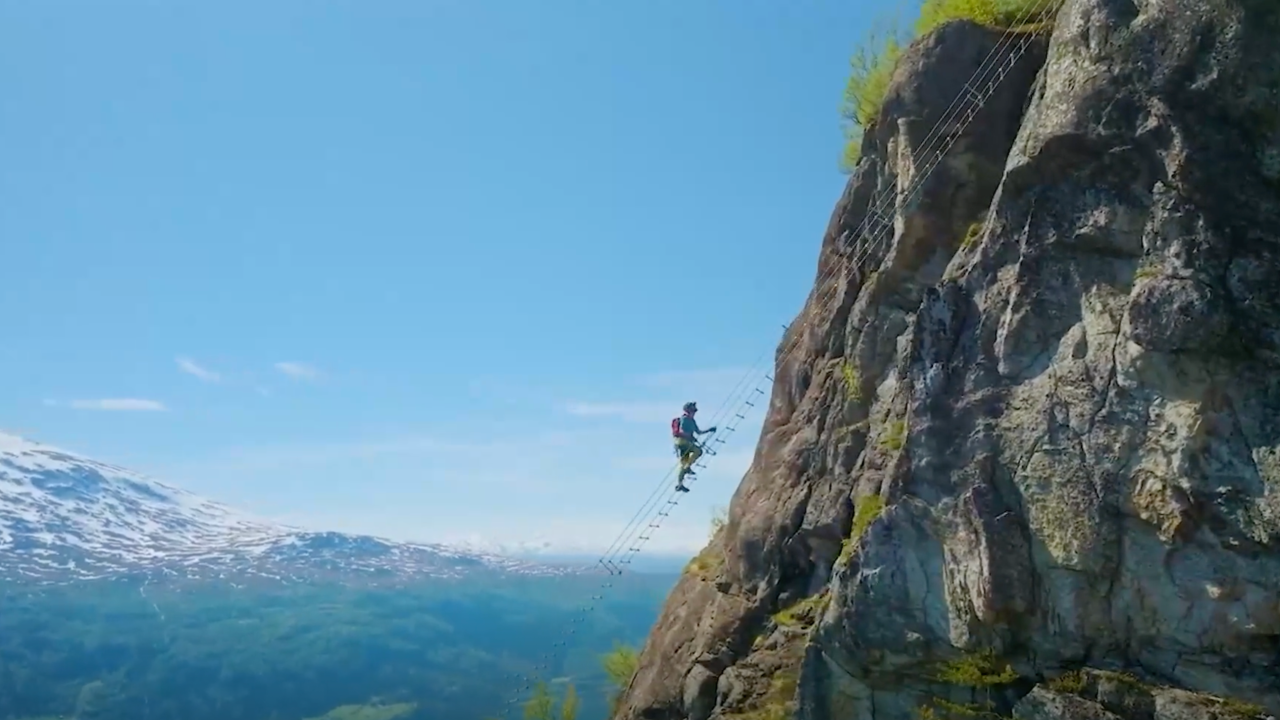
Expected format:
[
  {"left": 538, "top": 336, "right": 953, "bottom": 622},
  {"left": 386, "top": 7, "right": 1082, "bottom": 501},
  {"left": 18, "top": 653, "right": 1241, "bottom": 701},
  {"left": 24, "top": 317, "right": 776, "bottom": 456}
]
[{"left": 675, "top": 482, "right": 690, "bottom": 492}]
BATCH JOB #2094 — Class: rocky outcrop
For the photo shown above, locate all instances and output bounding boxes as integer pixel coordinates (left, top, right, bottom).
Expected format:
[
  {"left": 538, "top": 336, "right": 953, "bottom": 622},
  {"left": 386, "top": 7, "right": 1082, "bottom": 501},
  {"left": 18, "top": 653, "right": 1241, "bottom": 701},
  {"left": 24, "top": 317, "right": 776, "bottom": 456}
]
[
  {"left": 613, "top": 0, "right": 1280, "bottom": 719},
  {"left": 1011, "top": 669, "right": 1270, "bottom": 720}
]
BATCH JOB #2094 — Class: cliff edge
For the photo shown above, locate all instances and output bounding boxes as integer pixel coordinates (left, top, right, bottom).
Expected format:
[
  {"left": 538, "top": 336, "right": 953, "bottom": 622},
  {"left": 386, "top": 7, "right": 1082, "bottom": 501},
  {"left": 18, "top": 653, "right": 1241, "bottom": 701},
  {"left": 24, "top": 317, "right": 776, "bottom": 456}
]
[{"left": 614, "top": 0, "right": 1280, "bottom": 718}]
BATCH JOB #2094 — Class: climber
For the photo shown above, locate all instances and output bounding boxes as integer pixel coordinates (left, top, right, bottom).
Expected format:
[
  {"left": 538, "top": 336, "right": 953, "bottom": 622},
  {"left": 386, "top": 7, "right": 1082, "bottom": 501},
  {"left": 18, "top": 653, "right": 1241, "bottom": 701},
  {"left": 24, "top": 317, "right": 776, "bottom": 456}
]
[{"left": 671, "top": 401, "right": 716, "bottom": 492}]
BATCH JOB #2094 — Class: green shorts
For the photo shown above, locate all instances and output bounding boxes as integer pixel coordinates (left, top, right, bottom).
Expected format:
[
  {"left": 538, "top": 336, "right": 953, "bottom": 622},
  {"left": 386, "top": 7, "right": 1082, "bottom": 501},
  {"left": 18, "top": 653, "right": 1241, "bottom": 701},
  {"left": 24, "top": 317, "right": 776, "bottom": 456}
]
[{"left": 674, "top": 439, "right": 698, "bottom": 457}]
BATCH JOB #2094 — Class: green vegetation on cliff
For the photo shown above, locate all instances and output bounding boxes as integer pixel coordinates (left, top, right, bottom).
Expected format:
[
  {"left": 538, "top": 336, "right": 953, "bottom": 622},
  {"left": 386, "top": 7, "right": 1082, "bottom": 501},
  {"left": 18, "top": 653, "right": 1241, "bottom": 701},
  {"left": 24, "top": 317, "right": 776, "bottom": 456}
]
[
  {"left": 684, "top": 507, "right": 729, "bottom": 581},
  {"left": 917, "top": 648, "right": 1019, "bottom": 719},
  {"left": 502, "top": 643, "right": 639, "bottom": 720},
  {"left": 601, "top": 643, "right": 640, "bottom": 713},
  {"left": 840, "top": 0, "right": 1063, "bottom": 169},
  {"left": 520, "top": 681, "right": 580, "bottom": 720},
  {"left": 837, "top": 492, "right": 886, "bottom": 566}
]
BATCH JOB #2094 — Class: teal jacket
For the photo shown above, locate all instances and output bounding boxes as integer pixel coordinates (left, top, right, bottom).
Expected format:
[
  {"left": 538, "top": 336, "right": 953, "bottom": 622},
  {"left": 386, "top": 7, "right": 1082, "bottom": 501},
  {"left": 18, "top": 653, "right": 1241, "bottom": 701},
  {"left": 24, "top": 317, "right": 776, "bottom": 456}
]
[{"left": 675, "top": 415, "right": 701, "bottom": 443}]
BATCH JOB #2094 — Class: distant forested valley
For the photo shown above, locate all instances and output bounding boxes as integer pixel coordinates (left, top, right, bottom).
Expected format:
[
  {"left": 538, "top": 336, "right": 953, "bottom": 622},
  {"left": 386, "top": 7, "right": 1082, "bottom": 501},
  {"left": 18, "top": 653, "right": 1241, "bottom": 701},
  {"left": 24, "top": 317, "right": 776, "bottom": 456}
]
[{"left": 0, "top": 571, "right": 673, "bottom": 720}]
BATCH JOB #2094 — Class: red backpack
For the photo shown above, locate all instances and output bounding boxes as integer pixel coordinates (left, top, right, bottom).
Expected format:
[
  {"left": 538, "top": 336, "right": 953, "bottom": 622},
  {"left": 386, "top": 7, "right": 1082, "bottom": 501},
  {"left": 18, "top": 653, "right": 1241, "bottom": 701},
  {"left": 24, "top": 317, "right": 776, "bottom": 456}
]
[{"left": 671, "top": 416, "right": 682, "bottom": 438}]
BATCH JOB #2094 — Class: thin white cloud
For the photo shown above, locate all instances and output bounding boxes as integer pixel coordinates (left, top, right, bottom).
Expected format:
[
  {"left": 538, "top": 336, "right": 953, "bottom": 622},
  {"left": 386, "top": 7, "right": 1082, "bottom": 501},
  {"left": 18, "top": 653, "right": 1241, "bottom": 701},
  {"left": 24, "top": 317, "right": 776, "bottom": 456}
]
[
  {"left": 198, "top": 431, "right": 582, "bottom": 473},
  {"left": 274, "top": 361, "right": 322, "bottom": 380},
  {"left": 563, "top": 401, "right": 678, "bottom": 424},
  {"left": 45, "top": 398, "right": 168, "bottom": 412},
  {"left": 176, "top": 356, "right": 221, "bottom": 383}
]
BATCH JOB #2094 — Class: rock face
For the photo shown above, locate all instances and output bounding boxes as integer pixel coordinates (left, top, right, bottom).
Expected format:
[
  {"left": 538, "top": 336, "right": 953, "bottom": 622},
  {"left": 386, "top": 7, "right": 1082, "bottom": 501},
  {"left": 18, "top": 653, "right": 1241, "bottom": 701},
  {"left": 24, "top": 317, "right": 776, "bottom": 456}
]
[{"left": 613, "top": 1, "right": 1280, "bottom": 719}]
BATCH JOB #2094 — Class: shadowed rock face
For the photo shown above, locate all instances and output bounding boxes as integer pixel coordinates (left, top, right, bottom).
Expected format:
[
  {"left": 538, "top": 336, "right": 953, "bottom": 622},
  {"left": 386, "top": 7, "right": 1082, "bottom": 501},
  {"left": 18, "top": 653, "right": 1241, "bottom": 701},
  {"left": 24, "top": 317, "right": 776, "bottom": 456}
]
[{"left": 613, "top": 1, "right": 1280, "bottom": 719}]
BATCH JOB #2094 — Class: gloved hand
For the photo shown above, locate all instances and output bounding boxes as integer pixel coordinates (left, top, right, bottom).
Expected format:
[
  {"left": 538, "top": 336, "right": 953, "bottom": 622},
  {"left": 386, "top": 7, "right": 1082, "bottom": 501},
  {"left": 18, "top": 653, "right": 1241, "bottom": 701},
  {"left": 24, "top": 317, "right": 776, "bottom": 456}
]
[{"left": 706, "top": 426, "right": 717, "bottom": 433}]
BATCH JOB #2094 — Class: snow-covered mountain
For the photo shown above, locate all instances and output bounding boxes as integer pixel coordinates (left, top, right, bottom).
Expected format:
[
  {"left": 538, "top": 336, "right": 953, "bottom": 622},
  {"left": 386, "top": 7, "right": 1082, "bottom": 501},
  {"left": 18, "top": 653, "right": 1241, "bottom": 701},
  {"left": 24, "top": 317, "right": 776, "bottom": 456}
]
[{"left": 0, "top": 432, "right": 571, "bottom": 586}]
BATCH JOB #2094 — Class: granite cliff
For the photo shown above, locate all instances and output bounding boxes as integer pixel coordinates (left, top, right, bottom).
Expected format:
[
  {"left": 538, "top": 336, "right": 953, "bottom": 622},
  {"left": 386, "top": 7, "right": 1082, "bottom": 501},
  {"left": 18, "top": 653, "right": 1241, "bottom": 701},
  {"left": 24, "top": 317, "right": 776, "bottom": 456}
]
[{"left": 614, "top": 0, "right": 1280, "bottom": 718}]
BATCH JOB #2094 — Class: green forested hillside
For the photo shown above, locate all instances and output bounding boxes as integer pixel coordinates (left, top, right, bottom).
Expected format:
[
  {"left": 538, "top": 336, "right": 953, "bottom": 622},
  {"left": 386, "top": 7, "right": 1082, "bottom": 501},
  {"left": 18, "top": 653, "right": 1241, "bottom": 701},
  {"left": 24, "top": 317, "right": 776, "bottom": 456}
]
[{"left": 0, "top": 572, "right": 672, "bottom": 720}]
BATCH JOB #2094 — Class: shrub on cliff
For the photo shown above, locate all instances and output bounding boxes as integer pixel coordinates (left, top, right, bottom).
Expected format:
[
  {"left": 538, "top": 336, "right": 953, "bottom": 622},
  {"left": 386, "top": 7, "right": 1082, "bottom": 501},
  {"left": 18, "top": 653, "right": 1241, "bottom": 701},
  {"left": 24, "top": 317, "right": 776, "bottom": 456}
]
[
  {"left": 602, "top": 643, "right": 640, "bottom": 712},
  {"left": 839, "top": 20, "right": 908, "bottom": 171},
  {"left": 839, "top": 0, "right": 1062, "bottom": 171},
  {"left": 521, "top": 681, "right": 578, "bottom": 720}
]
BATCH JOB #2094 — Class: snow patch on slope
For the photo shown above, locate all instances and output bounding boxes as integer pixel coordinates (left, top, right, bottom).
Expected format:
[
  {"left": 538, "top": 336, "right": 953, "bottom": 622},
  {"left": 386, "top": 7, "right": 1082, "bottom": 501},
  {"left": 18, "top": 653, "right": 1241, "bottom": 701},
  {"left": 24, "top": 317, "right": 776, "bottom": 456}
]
[{"left": 0, "top": 432, "right": 567, "bottom": 585}]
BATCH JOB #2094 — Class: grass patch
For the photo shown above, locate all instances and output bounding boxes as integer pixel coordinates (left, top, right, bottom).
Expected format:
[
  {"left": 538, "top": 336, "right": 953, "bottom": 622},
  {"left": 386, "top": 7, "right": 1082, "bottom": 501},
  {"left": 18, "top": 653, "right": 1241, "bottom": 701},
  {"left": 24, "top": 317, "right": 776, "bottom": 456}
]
[
  {"left": 710, "top": 506, "right": 728, "bottom": 537},
  {"left": 852, "top": 494, "right": 886, "bottom": 539},
  {"left": 837, "top": 493, "right": 887, "bottom": 566},
  {"left": 880, "top": 419, "right": 907, "bottom": 451},
  {"left": 601, "top": 643, "right": 640, "bottom": 715},
  {"left": 686, "top": 507, "right": 730, "bottom": 580},
  {"left": 1133, "top": 264, "right": 1161, "bottom": 281},
  {"left": 960, "top": 220, "right": 985, "bottom": 250},
  {"left": 723, "top": 665, "right": 801, "bottom": 720},
  {"left": 840, "top": 22, "right": 909, "bottom": 170},
  {"left": 772, "top": 591, "right": 831, "bottom": 629},
  {"left": 927, "top": 698, "right": 995, "bottom": 718},
  {"left": 839, "top": 0, "right": 1063, "bottom": 171},
  {"left": 1042, "top": 669, "right": 1265, "bottom": 720},
  {"left": 837, "top": 536, "right": 854, "bottom": 566},
  {"left": 841, "top": 360, "right": 864, "bottom": 402},
  {"left": 518, "top": 681, "right": 580, "bottom": 720},
  {"left": 685, "top": 546, "right": 724, "bottom": 580},
  {"left": 935, "top": 648, "right": 1019, "bottom": 687},
  {"left": 916, "top": 0, "right": 1062, "bottom": 36},
  {"left": 916, "top": 649, "right": 1019, "bottom": 719},
  {"left": 1217, "top": 697, "right": 1267, "bottom": 719},
  {"left": 1181, "top": 693, "right": 1268, "bottom": 720},
  {"left": 1045, "top": 670, "right": 1085, "bottom": 694}
]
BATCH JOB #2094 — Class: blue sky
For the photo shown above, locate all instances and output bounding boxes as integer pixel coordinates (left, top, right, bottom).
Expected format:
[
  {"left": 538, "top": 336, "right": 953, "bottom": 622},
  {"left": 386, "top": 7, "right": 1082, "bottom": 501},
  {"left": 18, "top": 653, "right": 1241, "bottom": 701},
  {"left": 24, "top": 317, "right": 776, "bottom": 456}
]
[{"left": 0, "top": 0, "right": 898, "bottom": 556}]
